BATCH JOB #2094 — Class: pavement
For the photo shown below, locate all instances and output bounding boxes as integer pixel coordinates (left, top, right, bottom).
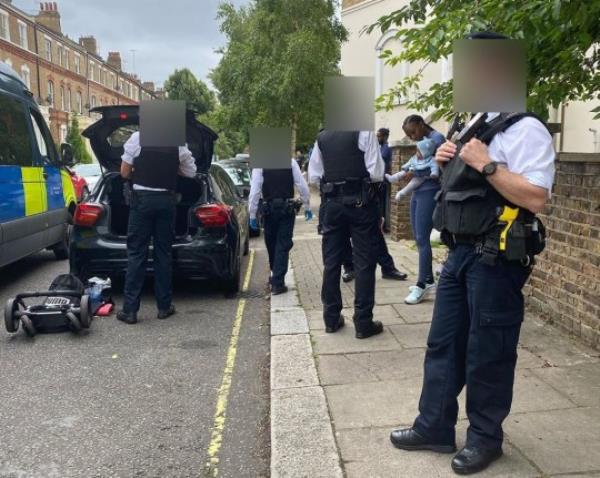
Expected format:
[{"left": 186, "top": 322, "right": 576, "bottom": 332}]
[
  {"left": 270, "top": 201, "right": 600, "bottom": 478},
  {"left": 0, "top": 240, "right": 270, "bottom": 478}
]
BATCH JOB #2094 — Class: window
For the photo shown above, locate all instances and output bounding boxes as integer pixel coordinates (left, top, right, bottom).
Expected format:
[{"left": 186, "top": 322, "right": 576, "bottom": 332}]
[
  {"left": 20, "top": 65, "right": 30, "bottom": 90},
  {"left": 30, "top": 108, "right": 58, "bottom": 162},
  {"left": 45, "top": 38, "right": 52, "bottom": 62},
  {"left": 91, "top": 95, "right": 96, "bottom": 109},
  {"left": 60, "top": 85, "right": 65, "bottom": 111},
  {"left": 64, "top": 48, "right": 69, "bottom": 69},
  {"left": 0, "top": 93, "right": 33, "bottom": 166},
  {"left": 67, "top": 88, "right": 72, "bottom": 112},
  {"left": 108, "top": 125, "right": 139, "bottom": 147},
  {"left": 57, "top": 44, "right": 63, "bottom": 66},
  {"left": 89, "top": 61, "right": 94, "bottom": 81},
  {"left": 60, "top": 124, "right": 67, "bottom": 144},
  {"left": 0, "top": 10, "right": 10, "bottom": 41},
  {"left": 74, "top": 53, "right": 80, "bottom": 74},
  {"left": 47, "top": 80, "right": 54, "bottom": 107},
  {"left": 17, "top": 21, "right": 27, "bottom": 49},
  {"left": 76, "top": 91, "right": 82, "bottom": 114}
]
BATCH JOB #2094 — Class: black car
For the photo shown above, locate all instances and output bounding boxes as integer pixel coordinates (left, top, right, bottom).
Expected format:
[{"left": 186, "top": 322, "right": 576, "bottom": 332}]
[{"left": 69, "top": 105, "right": 249, "bottom": 292}]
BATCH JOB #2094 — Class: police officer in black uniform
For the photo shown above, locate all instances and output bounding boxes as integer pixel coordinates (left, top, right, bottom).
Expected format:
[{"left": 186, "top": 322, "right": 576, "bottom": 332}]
[
  {"left": 389, "top": 32, "right": 556, "bottom": 475},
  {"left": 308, "top": 130, "right": 386, "bottom": 338},
  {"left": 117, "top": 131, "right": 197, "bottom": 324},
  {"left": 249, "top": 158, "right": 312, "bottom": 295}
]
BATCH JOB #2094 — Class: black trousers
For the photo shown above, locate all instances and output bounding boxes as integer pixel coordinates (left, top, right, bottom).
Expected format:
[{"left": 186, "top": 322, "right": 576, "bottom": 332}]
[
  {"left": 413, "top": 244, "right": 531, "bottom": 449},
  {"left": 263, "top": 201, "right": 295, "bottom": 287},
  {"left": 320, "top": 199, "right": 379, "bottom": 330},
  {"left": 341, "top": 224, "right": 396, "bottom": 273},
  {"left": 123, "top": 191, "right": 176, "bottom": 314}
]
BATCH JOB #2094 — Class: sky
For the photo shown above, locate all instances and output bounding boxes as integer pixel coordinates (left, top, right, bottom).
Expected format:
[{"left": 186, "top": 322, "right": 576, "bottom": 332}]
[{"left": 12, "top": 0, "right": 250, "bottom": 88}]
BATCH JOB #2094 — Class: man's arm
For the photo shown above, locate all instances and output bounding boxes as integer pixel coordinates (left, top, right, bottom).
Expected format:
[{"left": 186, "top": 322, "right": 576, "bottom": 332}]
[
  {"left": 178, "top": 145, "right": 197, "bottom": 178},
  {"left": 308, "top": 141, "right": 324, "bottom": 184},
  {"left": 120, "top": 131, "right": 140, "bottom": 179},
  {"left": 292, "top": 159, "right": 311, "bottom": 210},
  {"left": 359, "top": 131, "right": 385, "bottom": 182},
  {"left": 120, "top": 161, "right": 133, "bottom": 179},
  {"left": 248, "top": 168, "right": 264, "bottom": 219}
]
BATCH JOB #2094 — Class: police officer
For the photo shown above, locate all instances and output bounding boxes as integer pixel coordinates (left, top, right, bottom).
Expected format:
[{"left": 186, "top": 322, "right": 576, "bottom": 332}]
[
  {"left": 390, "top": 32, "right": 555, "bottom": 475},
  {"left": 248, "top": 158, "right": 312, "bottom": 295},
  {"left": 309, "top": 130, "right": 385, "bottom": 338},
  {"left": 117, "top": 131, "right": 197, "bottom": 324}
]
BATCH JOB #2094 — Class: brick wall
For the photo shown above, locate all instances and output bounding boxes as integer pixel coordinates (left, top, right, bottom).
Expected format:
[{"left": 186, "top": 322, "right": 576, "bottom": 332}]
[
  {"left": 525, "top": 154, "right": 600, "bottom": 350},
  {"left": 389, "top": 144, "right": 415, "bottom": 240}
]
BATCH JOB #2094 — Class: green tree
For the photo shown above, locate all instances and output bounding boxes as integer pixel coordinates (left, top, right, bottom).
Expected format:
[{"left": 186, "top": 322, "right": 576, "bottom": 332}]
[
  {"left": 199, "top": 104, "right": 247, "bottom": 159},
  {"left": 66, "top": 115, "right": 92, "bottom": 164},
  {"left": 164, "top": 68, "right": 216, "bottom": 115},
  {"left": 211, "top": 0, "right": 347, "bottom": 151},
  {"left": 367, "top": 0, "right": 600, "bottom": 120}
]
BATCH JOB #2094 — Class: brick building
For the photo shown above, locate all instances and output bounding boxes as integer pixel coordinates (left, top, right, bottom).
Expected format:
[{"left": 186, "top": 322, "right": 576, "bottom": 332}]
[{"left": 0, "top": 0, "right": 156, "bottom": 144}]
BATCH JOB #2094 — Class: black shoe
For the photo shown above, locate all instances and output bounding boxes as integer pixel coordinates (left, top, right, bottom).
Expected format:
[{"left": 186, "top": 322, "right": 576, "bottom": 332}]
[
  {"left": 355, "top": 320, "right": 384, "bottom": 339},
  {"left": 325, "top": 315, "right": 345, "bottom": 333},
  {"left": 157, "top": 305, "right": 176, "bottom": 320},
  {"left": 271, "top": 285, "right": 288, "bottom": 295},
  {"left": 390, "top": 428, "right": 456, "bottom": 453},
  {"left": 382, "top": 269, "right": 408, "bottom": 280},
  {"left": 117, "top": 310, "right": 137, "bottom": 325},
  {"left": 342, "top": 270, "right": 355, "bottom": 283},
  {"left": 451, "top": 446, "right": 503, "bottom": 475}
]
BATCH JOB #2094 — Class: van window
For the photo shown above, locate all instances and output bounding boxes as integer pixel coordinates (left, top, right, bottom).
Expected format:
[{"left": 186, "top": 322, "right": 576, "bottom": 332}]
[
  {"left": 108, "top": 125, "right": 139, "bottom": 147},
  {"left": 0, "top": 93, "right": 33, "bottom": 166},
  {"left": 30, "top": 109, "right": 58, "bottom": 163}
]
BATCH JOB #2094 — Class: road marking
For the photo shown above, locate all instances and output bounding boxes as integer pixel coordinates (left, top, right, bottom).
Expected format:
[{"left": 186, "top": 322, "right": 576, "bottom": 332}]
[{"left": 205, "top": 249, "right": 255, "bottom": 477}]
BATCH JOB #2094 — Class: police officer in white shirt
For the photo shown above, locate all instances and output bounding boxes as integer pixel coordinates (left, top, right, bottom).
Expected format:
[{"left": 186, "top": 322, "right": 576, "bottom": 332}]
[
  {"left": 309, "top": 130, "right": 386, "bottom": 339},
  {"left": 116, "top": 131, "right": 197, "bottom": 324},
  {"left": 248, "top": 158, "right": 312, "bottom": 295}
]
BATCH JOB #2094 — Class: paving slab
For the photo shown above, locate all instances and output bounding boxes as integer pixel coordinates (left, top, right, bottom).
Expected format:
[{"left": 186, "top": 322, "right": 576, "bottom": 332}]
[
  {"left": 325, "top": 379, "right": 422, "bottom": 430},
  {"left": 271, "top": 289, "right": 301, "bottom": 309},
  {"left": 388, "top": 323, "right": 431, "bottom": 349},
  {"left": 530, "top": 362, "right": 600, "bottom": 407},
  {"left": 392, "top": 302, "right": 435, "bottom": 324},
  {"left": 271, "top": 386, "right": 343, "bottom": 478},
  {"left": 506, "top": 407, "right": 600, "bottom": 475},
  {"left": 271, "top": 307, "right": 309, "bottom": 335},
  {"left": 312, "top": 326, "right": 403, "bottom": 355},
  {"left": 317, "top": 349, "right": 425, "bottom": 386},
  {"left": 337, "top": 425, "right": 539, "bottom": 478},
  {"left": 271, "top": 334, "right": 319, "bottom": 390}
]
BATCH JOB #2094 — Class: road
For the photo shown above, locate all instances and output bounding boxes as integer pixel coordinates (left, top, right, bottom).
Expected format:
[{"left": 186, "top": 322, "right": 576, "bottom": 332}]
[{"left": 0, "top": 238, "right": 270, "bottom": 478}]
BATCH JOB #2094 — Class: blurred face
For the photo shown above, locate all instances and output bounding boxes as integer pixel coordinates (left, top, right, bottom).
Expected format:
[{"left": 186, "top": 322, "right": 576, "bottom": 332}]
[
  {"left": 403, "top": 122, "right": 426, "bottom": 141},
  {"left": 377, "top": 131, "right": 388, "bottom": 145}
]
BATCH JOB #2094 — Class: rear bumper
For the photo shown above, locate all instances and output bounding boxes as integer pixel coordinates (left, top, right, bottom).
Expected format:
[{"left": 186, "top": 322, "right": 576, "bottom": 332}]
[{"left": 70, "top": 233, "right": 233, "bottom": 280}]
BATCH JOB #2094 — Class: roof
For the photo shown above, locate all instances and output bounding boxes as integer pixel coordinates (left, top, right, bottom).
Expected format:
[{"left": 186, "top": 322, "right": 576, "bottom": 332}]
[{"left": 0, "top": 63, "right": 31, "bottom": 98}]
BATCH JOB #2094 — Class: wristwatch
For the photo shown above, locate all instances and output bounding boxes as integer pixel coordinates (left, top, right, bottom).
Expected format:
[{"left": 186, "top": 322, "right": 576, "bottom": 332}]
[{"left": 482, "top": 161, "right": 499, "bottom": 177}]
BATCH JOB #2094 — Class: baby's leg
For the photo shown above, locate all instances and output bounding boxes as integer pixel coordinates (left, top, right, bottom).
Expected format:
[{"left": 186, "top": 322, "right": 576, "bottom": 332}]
[
  {"left": 395, "top": 177, "right": 426, "bottom": 200},
  {"left": 385, "top": 170, "right": 407, "bottom": 183},
  {"left": 430, "top": 161, "right": 440, "bottom": 178}
]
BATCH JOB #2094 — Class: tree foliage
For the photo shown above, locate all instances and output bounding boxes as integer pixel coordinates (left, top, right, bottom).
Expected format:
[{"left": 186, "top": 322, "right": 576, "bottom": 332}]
[
  {"left": 367, "top": 0, "right": 600, "bottom": 120},
  {"left": 199, "top": 105, "right": 247, "bottom": 159},
  {"left": 66, "top": 115, "right": 92, "bottom": 164},
  {"left": 211, "top": 0, "right": 347, "bottom": 150},
  {"left": 164, "top": 68, "right": 216, "bottom": 115}
]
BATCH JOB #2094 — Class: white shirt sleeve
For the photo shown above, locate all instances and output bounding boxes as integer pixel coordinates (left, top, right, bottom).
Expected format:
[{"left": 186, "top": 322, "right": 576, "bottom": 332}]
[
  {"left": 488, "top": 117, "right": 556, "bottom": 196},
  {"left": 248, "top": 168, "right": 264, "bottom": 219},
  {"left": 308, "top": 141, "right": 324, "bottom": 184},
  {"left": 291, "top": 159, "right": 311, "bottom": 210},
  {"left": 358, "top": 131, "right": 385, "bottom": 182},
  {"left": 121, "top": 131, "right": 141, "bottom": 165},
  {"left": 178, "top": 145, "right": 197, "bottom": 178}
]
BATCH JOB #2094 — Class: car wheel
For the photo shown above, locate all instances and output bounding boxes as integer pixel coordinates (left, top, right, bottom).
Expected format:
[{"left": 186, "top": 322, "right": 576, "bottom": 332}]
[
  {"left": 223, "top": 250, "right": 241, "bottom": 294},
  {"left": 20, "top": 315, "right": 36, "bottom": 337},
  {"left": 52, "top": 224, "right": 71, "bottom": 260},
  {"left": 4, "top": 299, "right": 20, "bottom": 333},
  {"left": 79, "top": 295, "right": 91, "bottom": 329},
  {"left": 66, "top": 312, "right": 82, "bottom": 332}
]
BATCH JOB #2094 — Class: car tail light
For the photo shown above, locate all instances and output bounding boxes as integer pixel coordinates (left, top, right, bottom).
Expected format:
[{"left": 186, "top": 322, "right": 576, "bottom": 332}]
[
  {"left": 74, "top": 203, "right": 104, "bottom": 227},
  {"left": 195, "top": 204, "right": 232, "bottom": 227}
]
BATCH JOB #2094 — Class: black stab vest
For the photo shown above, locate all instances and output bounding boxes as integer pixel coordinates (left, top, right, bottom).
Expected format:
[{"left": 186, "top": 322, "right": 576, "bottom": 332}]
[
  {"left": 132, "top": 147, "right": 179, "bottom": 191},
  {"left": 317, "top": 131, "right": 368, "bottom": 182},
  {"left": 262, "top": 168, "right": 294, "bottom": 201},
  {"left": 432, "top": 113, "right": 549, "bottom": 236}
]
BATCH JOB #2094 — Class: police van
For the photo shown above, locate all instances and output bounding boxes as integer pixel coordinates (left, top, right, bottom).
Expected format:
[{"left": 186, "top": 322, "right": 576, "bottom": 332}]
[{"left": 0, "top": 63, "right": 77, "bottom": 268}]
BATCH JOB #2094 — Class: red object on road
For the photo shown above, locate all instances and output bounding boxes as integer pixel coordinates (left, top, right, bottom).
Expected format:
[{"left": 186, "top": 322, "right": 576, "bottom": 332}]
[
  {"left": 68, "top": 168, "right": 89, "bottom": 202},
  {"left": 96, "top": 303, "right": 114, "bottom": 316}
]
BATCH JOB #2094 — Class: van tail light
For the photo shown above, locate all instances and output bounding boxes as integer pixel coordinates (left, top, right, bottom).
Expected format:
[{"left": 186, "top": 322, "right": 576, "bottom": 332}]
[
  {"left": 194, "top": 204, "right": 232, "bottom": 227},
  {"left": 74, "top": 203, "right": 104, "bottom": 227}
]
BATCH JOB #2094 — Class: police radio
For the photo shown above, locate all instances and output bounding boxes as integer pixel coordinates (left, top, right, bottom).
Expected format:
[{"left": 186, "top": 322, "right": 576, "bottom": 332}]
[{"left": 453, "top": 112, "right": 488, "bottom": 148}]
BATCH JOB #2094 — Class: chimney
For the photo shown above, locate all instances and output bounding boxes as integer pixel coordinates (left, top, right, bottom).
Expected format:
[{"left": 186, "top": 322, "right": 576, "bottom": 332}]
[
  {"left": 107, "top": 51, "right": 122, "bottom": 71},
  {"left": 142, "top": 81, "right": 155, "bottom": 92},
  {"left": 78, "top": 36, "right": 98, "bottom": 56},
  {"left": 35, "top": 1, "right": 62, "bottom": 34}
]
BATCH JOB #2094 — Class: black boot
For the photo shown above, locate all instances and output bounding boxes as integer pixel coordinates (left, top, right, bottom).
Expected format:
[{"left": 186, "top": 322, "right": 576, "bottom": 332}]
[
  {"left": 355, "top": 320, "right": 384, "bottom": 339},
  {"left": 390, "top": 428, "right": 456, "bottom": 453},
  {"left": 117, "top": 310, "right": 137, "bottom": 324},
  {"left": 451, "top": 446, "right": 503, "bottom": 475}
]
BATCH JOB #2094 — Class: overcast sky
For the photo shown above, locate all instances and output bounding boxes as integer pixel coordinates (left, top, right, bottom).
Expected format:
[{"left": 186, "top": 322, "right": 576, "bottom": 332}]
[{"left": 13, "top": 0, "right": 250, "bottom": 88}]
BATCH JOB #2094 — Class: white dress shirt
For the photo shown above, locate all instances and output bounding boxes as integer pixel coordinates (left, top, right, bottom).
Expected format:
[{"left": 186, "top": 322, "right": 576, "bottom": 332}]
[
  {"left": 121, "top": 131, "right": 197, "bottom": 191},
  {"left": 485, "top": 113, "right": 555, "bottom": 195},
  {"left": 307, "top": 131, "right": 385, "bottom": 184},
  {"left": 248, "top": 159, "right": 311, "bottom": 219}
]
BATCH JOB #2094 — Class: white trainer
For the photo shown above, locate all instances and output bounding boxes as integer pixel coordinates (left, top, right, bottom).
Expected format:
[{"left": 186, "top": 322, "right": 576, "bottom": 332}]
[{"left": 404, "top": 283, "right": 436, "bottom": 305}]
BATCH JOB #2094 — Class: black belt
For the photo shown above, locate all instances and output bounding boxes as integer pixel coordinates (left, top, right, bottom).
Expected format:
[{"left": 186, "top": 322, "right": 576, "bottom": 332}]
[{"left": 452, "top": 234, "right": 483, "bottom": 245}]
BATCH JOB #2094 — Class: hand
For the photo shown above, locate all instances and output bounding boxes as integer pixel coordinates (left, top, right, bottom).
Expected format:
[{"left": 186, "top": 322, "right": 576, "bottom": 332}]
[
  {"left": 250, "top": 218, "right": 259, "bottom": 230},
  {"left": 459, "top": 138, "right": 491, "bottom": 173},
  {"left": 305, "top": 209, "right": 313, "bottom": 221},
  {"left": 435, "top": 140, "right": 457, "bottom": 163},
  {"left": 395, "top": 190, "right": 404, "bottom": 201}
]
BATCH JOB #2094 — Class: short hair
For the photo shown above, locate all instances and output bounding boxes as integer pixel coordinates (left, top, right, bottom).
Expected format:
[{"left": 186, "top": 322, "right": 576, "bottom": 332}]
[
  {"left": 377, "top": 127, "right": 390, "bottom": 136},
  {"left": 402, "top": 114, "right": 425, "bottom": 127}
]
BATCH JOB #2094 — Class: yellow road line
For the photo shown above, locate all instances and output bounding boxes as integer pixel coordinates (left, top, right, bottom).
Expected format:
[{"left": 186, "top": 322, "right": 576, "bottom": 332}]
[{"left": 205, "top": 249, "right": 255, "bottom": 477}]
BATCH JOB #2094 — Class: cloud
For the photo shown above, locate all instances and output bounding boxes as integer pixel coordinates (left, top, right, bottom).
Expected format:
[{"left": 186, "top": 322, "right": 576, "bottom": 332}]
[{"left": 12, "top": 0, "right": 249, "bottom": 87}]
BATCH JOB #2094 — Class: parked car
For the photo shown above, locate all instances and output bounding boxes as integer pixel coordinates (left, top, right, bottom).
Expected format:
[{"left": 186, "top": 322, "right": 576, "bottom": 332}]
[
  {"left": 0, "top": 63, "right": 77, "bottom": 267},
  {"left": 67, "top": 167, "right": 88, "bottom": 202},
  {"left": 69, "top": 105, "right": 249, "bottom": 292},
  {"left": 73, "top": 162, "right": 102, "bottom": 195}
]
